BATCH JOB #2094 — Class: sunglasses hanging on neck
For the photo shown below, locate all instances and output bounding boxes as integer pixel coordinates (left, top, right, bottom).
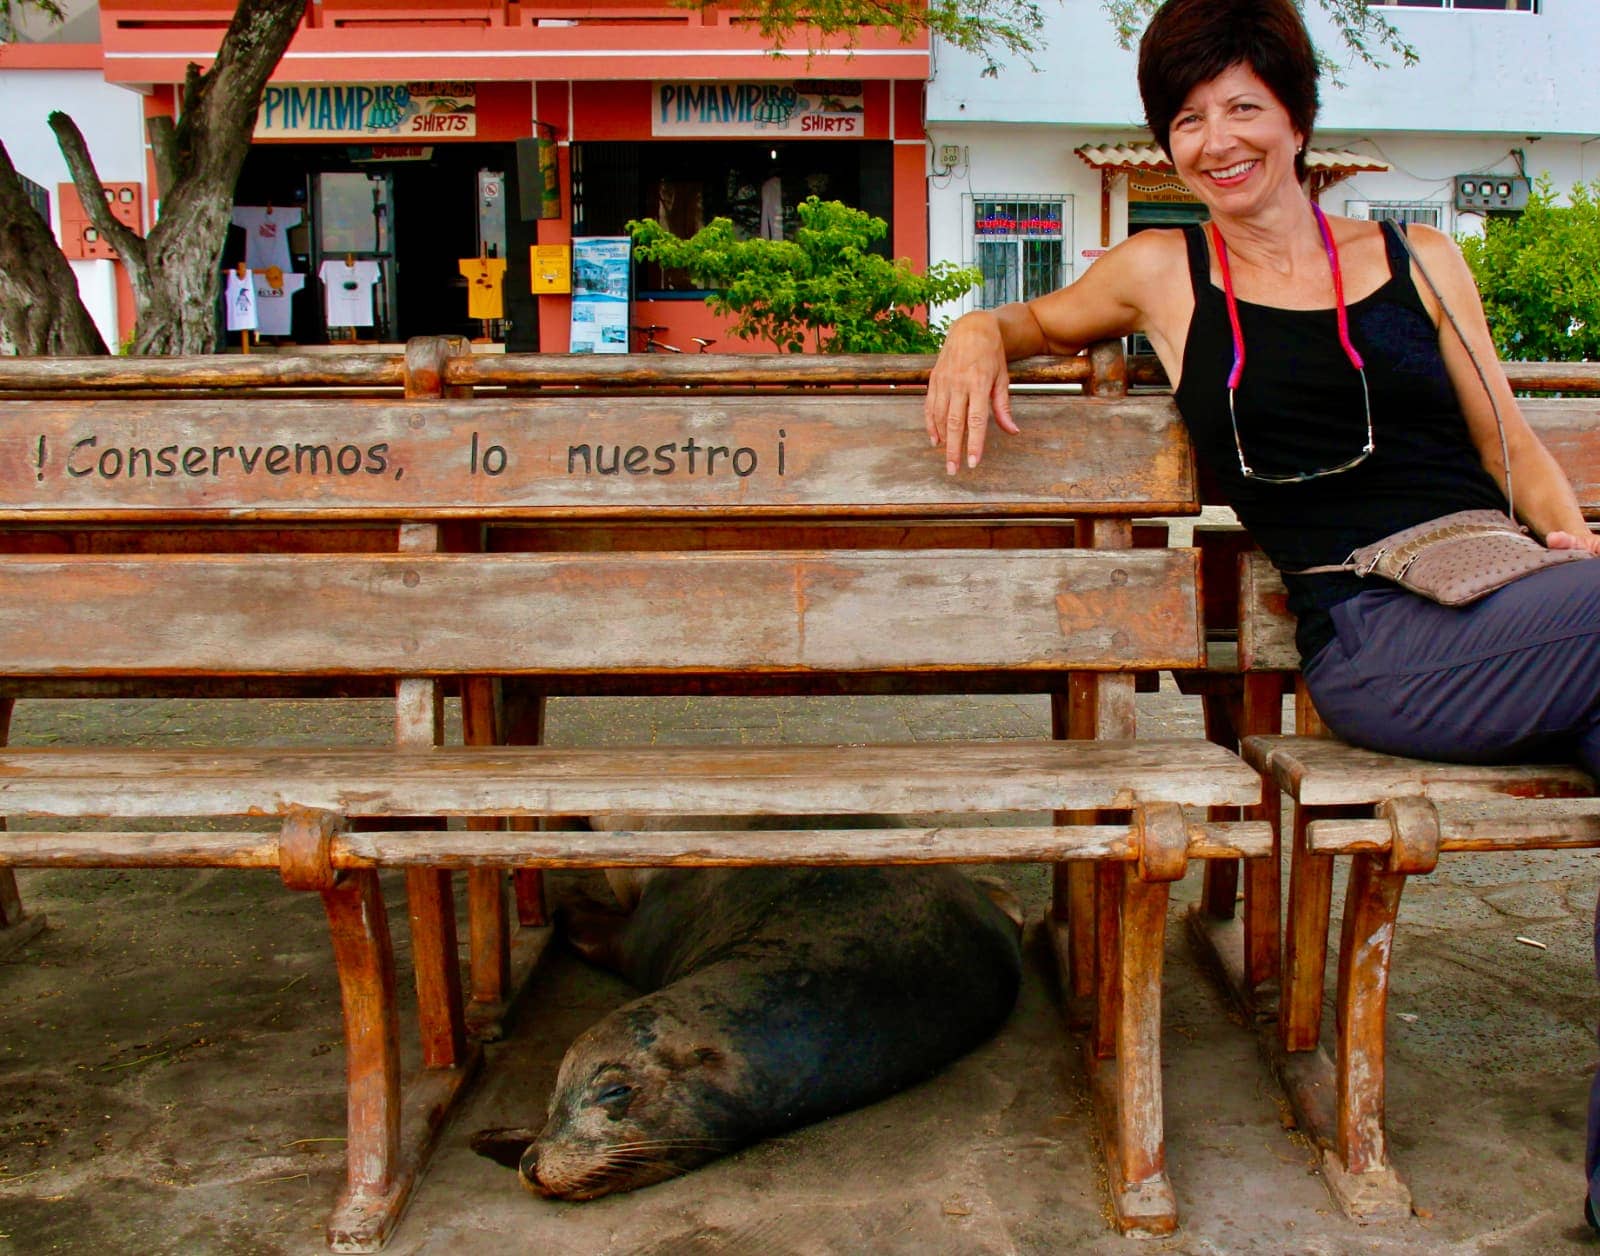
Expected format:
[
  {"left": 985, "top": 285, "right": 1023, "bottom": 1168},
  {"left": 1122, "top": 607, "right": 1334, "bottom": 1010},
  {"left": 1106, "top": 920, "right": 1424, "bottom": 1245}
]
[{"left": 1212, "top": 204, "right": 1374, "bottom": 484}]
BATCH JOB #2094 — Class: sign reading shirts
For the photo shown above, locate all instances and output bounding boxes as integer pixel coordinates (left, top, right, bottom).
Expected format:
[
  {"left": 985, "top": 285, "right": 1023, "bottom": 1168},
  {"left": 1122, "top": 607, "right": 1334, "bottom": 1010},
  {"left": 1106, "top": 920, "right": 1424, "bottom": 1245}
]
[
  {"left": 256, "top": 83, "right": 477, "bottom": 140},
  {"left": 653, "top": 81, "right": 864, "bottom": 138}
]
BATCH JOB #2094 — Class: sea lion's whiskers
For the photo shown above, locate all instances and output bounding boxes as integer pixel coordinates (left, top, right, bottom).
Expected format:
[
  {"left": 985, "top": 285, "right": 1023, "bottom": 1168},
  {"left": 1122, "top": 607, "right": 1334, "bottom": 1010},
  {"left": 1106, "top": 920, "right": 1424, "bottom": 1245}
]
[{"left": 602, "top": 1137, "right": 731, "bottom": 1154}]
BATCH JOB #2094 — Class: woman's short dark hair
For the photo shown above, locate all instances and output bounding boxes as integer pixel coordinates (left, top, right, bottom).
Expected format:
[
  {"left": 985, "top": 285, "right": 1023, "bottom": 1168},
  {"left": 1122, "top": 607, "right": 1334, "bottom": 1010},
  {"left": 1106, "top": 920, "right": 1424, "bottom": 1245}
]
[{"left": 1138, "top": 0, "right": 1320, "bottom": 183}]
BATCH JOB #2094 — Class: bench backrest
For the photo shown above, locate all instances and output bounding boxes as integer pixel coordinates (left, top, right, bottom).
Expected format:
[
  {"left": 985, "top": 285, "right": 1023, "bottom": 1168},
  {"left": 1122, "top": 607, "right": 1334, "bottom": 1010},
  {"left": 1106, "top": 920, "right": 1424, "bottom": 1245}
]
[
  {"left": 0, "top": 342, "right": 1205, "bottom": 681},
  {"left": 0, "top": 391, "right": 1194, "bottom": 522}
]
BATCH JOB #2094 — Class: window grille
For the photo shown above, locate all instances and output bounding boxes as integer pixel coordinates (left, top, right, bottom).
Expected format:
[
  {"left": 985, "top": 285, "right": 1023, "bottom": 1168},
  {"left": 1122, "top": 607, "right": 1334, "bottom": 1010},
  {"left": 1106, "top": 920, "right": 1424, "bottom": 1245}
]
[
  {"left": 1350, "top": 200, "right": 1446, "bottom": 229},
  {"left": 19, "top": 174, "right": 49, "bottom": 225},
  {"left": 965, "top": 195, "right": 1071, "bottom": 309},
  {"left": 1366, "top": 1, "right": 1536, "bottom": 11}
]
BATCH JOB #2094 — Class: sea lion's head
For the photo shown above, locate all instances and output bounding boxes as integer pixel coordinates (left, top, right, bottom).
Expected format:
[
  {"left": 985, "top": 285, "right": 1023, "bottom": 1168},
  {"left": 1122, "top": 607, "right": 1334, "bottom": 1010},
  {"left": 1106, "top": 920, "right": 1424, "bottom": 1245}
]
[{"left": 519, "top": 998, "right": 744, "bottom": 1200}]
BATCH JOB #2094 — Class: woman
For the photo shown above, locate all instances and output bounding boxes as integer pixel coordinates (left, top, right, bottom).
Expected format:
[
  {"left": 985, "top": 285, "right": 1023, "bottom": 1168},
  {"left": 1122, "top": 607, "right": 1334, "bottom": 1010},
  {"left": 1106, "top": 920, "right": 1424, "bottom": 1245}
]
[{"left": 925, "top": 0, "right": 1600, "bottom": 1226}]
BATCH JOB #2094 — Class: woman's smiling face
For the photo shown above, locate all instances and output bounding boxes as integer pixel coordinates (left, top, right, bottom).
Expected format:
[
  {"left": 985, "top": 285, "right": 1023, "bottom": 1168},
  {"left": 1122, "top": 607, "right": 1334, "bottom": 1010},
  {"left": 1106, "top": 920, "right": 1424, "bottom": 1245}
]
[{"left": 1167, "top": 61, "right": 1304, "bottom": 218}]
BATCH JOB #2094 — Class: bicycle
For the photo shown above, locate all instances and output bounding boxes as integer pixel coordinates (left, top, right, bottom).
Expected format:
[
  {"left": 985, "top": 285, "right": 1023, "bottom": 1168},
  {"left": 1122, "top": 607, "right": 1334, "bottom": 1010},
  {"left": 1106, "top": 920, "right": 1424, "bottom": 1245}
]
[{"left": 632, "top": 323, "right": 716, "bottom": 354}]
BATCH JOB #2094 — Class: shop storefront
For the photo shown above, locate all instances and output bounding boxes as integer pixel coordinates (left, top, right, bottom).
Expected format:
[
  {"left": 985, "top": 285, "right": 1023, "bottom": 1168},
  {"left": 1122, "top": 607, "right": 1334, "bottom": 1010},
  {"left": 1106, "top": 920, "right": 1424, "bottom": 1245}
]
[
  {"left": 97, "top": 1, "right": 929, "bottom": 353},
  {"left": 233, "top": 81, "right": 540, "bottom": 346},
  {"left": 542, "top": 78, "right": 921, "bottom": 354}
]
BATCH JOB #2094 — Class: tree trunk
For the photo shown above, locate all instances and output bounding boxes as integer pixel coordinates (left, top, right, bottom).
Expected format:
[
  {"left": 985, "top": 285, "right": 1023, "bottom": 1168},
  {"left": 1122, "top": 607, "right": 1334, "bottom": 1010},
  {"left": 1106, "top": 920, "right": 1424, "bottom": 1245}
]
[
  {"left": 134, "top": 0, "right": 310, "bottom": 353},
  {"left": 0, "top": 141, "right": 107, "bottom": 356}
]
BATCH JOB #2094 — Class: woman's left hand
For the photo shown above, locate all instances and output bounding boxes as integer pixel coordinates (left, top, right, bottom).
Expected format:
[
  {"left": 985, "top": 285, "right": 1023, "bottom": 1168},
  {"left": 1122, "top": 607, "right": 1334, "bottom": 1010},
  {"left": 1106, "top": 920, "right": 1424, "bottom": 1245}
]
[{"left": 1547, "top": 529, "right": 1600, "bottom": 556}]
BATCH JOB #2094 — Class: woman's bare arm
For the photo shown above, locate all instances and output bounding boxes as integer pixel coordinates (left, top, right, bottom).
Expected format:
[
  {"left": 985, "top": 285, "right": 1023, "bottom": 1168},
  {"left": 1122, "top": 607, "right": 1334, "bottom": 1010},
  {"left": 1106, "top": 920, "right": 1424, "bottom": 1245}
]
[
  {"left": 924, "top": 230, "right": 1183, "bottom": 475},
  {"left": 1406, "top": 224, "right": 1600, "bottom": 554}
]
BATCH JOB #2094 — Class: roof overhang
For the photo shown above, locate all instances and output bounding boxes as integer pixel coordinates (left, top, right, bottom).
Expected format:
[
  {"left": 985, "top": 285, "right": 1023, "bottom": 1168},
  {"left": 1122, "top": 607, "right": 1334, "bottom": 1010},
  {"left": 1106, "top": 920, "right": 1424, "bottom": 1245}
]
[{"left": 1075, "top": 140, "right": 1388, "bottom": 177}]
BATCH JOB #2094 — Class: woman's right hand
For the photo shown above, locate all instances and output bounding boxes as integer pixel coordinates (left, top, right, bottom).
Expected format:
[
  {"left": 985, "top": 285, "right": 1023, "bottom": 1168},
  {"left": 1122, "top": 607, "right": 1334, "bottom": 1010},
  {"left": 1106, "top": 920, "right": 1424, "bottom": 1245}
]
[{"left": 924, "top": 311, "right": 1020, "bottom": 475}]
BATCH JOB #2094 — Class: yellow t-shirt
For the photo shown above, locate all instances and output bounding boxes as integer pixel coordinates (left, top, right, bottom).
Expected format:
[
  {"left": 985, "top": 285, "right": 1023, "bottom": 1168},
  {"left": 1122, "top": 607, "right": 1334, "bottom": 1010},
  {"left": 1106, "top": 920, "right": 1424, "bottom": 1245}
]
[{"left": 459, "top": 257, "right": 508, "bottom": 319}]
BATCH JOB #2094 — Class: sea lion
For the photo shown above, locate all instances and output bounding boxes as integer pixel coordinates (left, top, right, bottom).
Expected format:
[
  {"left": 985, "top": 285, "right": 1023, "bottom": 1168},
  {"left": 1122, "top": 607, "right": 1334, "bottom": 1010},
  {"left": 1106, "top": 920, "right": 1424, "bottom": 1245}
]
[{"left": 472, "top": 865, "right": 1024, "bottom": 1200}]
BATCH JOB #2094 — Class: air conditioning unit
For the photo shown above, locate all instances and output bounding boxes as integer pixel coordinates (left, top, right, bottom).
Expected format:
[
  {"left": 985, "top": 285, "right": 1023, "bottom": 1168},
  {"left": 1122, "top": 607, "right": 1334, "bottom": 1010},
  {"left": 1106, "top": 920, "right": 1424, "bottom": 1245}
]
[{"left": 1454, "top": 175, "right": 1529, "bottom": 214}]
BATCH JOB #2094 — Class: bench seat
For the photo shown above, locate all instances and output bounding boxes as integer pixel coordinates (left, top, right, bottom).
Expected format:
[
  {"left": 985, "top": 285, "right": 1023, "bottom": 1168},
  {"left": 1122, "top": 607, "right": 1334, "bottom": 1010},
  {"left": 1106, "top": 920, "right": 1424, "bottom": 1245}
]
[
  {"left": 0, "top": 738, "right": 1264, "bottom": 819},
  {"left": 1232, "top": 735, "right": 1596, "bottom": 1220},
  {"left": 1242, "top": 734, "right": 1593, "bottom": 807}
]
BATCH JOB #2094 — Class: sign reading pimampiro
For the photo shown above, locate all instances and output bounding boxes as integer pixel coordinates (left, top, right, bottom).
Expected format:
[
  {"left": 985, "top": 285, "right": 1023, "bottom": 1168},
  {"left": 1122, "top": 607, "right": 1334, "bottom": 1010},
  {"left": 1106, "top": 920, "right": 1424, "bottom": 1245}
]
[
  {"left": 652, "top": 81, "right": 864, "bottom": 137},
  {"left": 256, "top": 82, "right": 477, "bottom": 140}
]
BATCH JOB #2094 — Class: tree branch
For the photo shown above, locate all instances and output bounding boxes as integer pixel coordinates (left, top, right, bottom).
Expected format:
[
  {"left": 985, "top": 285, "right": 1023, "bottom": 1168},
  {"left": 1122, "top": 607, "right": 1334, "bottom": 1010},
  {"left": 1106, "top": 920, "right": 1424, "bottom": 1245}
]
[
  {"left": 145, "top": 115, "right": 179, "bottom": 198},
  {"left": 171, "top": 0, "right": 307, "bottom": 197},
  {"left": 47, "top": 111, "right": 148, "bottom": 281}
]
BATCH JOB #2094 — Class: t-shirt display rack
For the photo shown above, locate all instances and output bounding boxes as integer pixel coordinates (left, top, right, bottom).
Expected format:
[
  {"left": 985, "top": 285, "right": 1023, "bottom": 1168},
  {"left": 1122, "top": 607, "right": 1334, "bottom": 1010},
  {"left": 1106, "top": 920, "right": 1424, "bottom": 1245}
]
[
  {"left": 231, "top": 200, "right": 392, "bottom": 348},
  {"left": 230, "top": 204, "right": 306, "bottom": 347}
]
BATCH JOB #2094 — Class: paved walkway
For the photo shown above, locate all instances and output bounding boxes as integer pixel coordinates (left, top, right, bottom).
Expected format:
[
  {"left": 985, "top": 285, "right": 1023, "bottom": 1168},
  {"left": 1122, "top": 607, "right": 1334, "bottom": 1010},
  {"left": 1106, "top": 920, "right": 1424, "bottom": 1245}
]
[{"left": 0, "top": 688, "right": 1595, "bottom": 1254}]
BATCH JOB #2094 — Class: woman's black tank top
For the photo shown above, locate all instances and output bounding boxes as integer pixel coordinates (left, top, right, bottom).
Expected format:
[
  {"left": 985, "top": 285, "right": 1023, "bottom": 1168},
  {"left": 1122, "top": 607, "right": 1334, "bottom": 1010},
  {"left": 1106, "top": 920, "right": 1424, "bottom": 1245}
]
[{"left": 1172, "top": 219, "right": 1504, "bottom": 661}]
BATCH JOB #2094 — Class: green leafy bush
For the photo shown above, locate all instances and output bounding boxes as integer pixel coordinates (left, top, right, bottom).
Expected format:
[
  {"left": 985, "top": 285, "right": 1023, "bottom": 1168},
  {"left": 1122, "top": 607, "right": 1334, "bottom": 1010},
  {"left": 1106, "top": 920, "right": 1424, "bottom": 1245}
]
[
  {"left": 629, "top": 197, "right": 981, "bottom": 353},
  {"left": 1460, "top": 178, "right": 1600, "bottom": 362}
]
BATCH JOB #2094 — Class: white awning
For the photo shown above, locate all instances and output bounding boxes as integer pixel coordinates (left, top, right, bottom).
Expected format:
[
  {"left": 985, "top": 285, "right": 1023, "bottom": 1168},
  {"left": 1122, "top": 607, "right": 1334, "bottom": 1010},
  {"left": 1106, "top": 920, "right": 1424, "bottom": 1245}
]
[{"left": 1074, "top": 141, "right": 1389, "bottom": 177}]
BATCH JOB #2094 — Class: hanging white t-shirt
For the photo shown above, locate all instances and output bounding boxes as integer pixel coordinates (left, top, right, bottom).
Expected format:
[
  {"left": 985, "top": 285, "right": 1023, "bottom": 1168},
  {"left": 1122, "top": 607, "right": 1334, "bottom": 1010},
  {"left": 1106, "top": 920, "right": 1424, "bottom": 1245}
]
[
  {"left": 252, "top": 268, "right": 306, "bottom": 337},
  {"left": 231, "top": 206, "right": 301, "bottom": 273},
  {"left": 319, "top": 259, "right": 381, "bottom": 328},
  {"left": 224, "top": 268, "right": 258, "bottom": 332},
  {"left": 759, "top": 175, "right": 784, "bottom": 241}
]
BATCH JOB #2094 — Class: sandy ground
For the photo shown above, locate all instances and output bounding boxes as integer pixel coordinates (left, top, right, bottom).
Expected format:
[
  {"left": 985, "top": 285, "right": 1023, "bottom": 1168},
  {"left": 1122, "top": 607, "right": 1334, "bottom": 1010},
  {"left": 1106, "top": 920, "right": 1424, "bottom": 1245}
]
[{"left": 0, "top": 689, "right": 1597, "bottom": 1255}]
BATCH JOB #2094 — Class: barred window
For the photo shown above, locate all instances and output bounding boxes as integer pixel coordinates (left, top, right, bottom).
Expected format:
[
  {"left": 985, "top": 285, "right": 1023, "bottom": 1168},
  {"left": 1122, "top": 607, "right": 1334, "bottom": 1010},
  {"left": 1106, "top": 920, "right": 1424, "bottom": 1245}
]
[
  {"left": 966, "top": 195, "right": 1071, "bottom": 309},
  {"left": 19, "top": 174, "right": 49, "bottom": 225},
  {"left": 1367, "top": 1, "right": 1536, "bottom": 11},
  {"left": 1349, "top": 200, "right": 1446, "bottom": 229}
]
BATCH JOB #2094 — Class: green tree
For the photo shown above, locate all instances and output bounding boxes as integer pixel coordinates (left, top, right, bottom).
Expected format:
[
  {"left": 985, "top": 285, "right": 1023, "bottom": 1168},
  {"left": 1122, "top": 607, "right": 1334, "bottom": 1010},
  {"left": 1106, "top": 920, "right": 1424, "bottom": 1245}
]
[
  {"left": 1459, "top": 179, "right": 1600, "bottom": 363},
  {"left": 630, "top": 198, "right": 981, "bottom": 353},
  {"left": 744, "top": 0, "right": 1415, "bottom": 80},
  {"left": 1101, "top": 1, "right": 1416, "bottom": 75}
]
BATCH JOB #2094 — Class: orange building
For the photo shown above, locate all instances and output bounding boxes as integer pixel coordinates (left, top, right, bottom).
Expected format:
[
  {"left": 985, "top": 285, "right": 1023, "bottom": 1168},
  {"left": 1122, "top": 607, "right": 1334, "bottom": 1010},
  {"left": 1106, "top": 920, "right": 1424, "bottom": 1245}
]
[{"left": 97, "top": 0, "right": 931, "bottom": 352}]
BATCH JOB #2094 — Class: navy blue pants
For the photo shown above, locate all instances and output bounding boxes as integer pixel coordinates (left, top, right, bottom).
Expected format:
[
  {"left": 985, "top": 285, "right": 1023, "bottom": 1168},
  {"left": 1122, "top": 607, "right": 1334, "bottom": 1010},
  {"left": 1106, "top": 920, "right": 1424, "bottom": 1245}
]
[{"left": 1300, "top": 559, "right": 1600, "bottom": 1221}]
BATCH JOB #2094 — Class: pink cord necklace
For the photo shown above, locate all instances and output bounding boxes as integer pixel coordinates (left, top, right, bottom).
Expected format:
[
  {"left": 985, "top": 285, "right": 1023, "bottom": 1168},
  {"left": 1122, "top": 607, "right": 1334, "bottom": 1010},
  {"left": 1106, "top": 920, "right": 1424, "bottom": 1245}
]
[{"left": 1211, "top": 204, "right": 1374, "bottom": 483}]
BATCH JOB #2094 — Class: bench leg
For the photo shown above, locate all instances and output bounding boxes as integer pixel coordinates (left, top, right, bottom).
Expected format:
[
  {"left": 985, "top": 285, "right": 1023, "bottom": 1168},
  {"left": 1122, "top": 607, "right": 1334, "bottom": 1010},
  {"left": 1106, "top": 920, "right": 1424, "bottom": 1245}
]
[
  {"left": 461, "top": 678, "right": 512, "bottom": 1010},
  {"left": 0, "top": 866, "right": 45, "bottom": 958},
  {"left": 0, "top": 699, "right": 45, "bottom": 957},
  {"left": 499, "top": 680, "right": 549, "bottom": 928},
  {"left": 1092, "top": 862, "right": 1122, "bottom": 1061},
  {"left": 322, "top": 869, "right": 404, "bottom": 1249},
  {"left": 461, "top": 679, "right": 555, "bottom": 1042},
  {"left": 406, "top": 868, "right": 467, "bottom": 1070},
  {"left": 1047, "top": 684, "right": 1099, "bottom": 1002},
  {"left": 1281, "top": 803, "right": 1368, "bottom": 1053},
  {"left": 1280, "top": 802, "right": 1330, "bottom": 1053},
  {"left": 1319, "top": 853, "right": 1413, "bottom": 1219},
  {"left": 1187, "top": 675, "right": 1284, "bottom": 1019},
  {"left": 322, "top": 868, "right": 484, "bottom": 1253},
  {"left": 1239, "top": 674, "right": 1284, "bottom": 994},
  {"left": 1088, "top": 864, "right": 1178, "bottom": 1235},
  {"left": 1198, "top": 690, "right": 1242, "bottom": 920}
]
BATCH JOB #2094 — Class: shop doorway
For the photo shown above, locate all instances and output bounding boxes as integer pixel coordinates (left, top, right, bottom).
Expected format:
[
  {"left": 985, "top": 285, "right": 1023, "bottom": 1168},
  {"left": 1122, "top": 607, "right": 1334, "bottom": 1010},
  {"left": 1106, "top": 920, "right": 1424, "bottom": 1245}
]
[
  {"left": 1126, "top": 198, "right": 1207, "bottom": 357},
  {"left": 234, "top": 142, "right": 538, "bottom": 348},
  {"left": 313, "top": 170, "right": 396, "bottom": 340}
]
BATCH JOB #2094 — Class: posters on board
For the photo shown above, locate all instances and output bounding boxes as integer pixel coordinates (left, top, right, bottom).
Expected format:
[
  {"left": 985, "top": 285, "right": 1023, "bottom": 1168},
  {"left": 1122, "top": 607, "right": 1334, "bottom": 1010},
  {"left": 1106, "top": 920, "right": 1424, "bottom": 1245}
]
[{"left": 569, "top": 236, "right": 632, "bottom": 354}]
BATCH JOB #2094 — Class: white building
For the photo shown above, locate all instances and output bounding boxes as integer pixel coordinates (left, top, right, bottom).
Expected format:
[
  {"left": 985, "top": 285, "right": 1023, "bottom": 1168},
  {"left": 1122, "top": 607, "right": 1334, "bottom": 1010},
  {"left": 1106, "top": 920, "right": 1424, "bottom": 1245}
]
[
  {"left": 0, "top": 4, "right": 149, "bottom": 349},
  {"left": 926, "top": 0, "right": 1599, "bottom": 320}
]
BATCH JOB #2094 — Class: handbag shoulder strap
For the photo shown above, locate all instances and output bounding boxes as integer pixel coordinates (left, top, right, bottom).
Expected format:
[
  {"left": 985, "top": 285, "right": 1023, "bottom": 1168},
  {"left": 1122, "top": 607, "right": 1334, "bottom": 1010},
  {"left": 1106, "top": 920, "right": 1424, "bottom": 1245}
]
[{"left": 1395, "top": 221, "right": 1514, "bottom": 520}]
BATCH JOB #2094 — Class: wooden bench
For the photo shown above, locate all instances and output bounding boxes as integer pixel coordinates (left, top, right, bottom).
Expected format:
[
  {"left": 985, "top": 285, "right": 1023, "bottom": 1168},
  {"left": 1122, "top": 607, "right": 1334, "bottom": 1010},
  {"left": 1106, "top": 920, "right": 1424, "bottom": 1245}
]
[
  {"left": 1183, "top": 368, "right": 1600, "bottom": 1221},
  {"left": 0, "top": 339, "right": 1268, "bottom": 1249}
]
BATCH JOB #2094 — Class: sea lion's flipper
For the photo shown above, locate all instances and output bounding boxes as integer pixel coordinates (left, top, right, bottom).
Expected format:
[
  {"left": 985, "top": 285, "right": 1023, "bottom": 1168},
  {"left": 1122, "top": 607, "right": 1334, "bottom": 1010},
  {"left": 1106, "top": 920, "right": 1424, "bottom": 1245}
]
[
  {"left": 469, "top": 1126, "right": 539, "bottom": 1170},
  {"left": 603, "top": 867, "right": 661, "bottom": 912},
  {"left": 969, "top": 875, "right": 1026, "bottom": 934}
]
